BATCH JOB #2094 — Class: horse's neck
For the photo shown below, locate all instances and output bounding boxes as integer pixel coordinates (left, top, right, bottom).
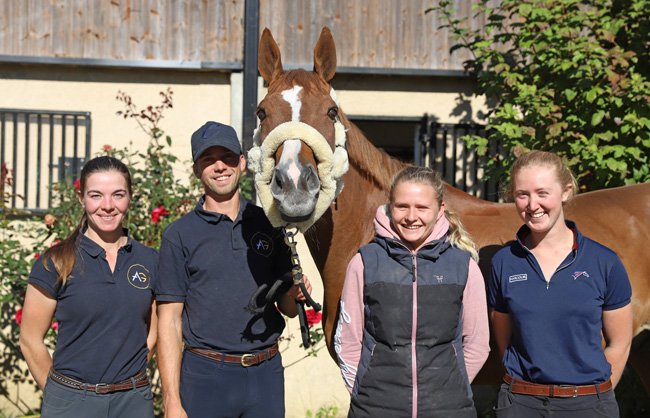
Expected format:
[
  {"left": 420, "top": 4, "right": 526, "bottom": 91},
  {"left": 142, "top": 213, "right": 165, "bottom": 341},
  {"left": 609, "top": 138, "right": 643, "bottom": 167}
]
[
  {"left": 443, "top": 183, "right": 499, "bottom": 213},
  {"left": 345, "top": 122, "right": 405, "bottom": 187}
]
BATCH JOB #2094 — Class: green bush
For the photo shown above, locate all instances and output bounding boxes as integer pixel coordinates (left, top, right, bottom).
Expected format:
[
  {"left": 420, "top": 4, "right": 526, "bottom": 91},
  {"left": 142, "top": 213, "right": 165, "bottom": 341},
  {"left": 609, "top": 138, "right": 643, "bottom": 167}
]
[{"left": 432, "top": 0, "right": 650, "bottom": 191}]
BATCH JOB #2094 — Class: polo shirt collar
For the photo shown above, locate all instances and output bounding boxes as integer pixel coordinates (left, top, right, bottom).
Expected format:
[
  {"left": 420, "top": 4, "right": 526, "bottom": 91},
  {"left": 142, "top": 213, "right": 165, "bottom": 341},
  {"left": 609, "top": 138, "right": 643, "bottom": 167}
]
[
  {"left": 78, "top": 228, "right": 133, "bottom": 257},
  {"left": 194, "top": 195, "right": 254, "bottom": 224},
  {"left": 515, "top": 220, "right": 582, "bottom": 253}
]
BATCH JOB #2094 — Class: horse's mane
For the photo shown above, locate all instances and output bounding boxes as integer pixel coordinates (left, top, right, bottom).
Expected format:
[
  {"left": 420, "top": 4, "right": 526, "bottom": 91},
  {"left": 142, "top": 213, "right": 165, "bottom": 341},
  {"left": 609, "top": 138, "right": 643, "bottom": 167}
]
[{"left": 341, "top": 112, "right": 407, "bottom": 190}]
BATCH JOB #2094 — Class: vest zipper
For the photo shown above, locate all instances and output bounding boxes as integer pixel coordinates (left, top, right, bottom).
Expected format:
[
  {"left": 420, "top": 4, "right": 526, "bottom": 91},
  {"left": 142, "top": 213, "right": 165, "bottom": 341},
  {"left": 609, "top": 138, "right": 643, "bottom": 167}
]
[{"left": 411, "top": 252, "right": 418, "bottom": 418}]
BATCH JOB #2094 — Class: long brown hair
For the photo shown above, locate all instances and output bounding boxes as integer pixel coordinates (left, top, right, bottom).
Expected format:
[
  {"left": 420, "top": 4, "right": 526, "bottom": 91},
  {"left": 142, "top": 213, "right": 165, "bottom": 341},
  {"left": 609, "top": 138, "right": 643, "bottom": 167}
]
[
  {"left": 389, "top": 166, "right": 478, "bottom": 261},
  {"left": 42, "top": 156, "right": 132, "bottom": 285}
]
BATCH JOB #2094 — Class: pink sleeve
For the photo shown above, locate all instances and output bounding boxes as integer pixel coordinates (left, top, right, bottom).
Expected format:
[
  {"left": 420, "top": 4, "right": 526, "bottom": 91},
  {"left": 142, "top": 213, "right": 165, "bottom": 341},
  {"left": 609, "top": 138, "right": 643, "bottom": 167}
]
[
  {"left": 462, "top": 258, "right": 490, "bottom": 382},
  {"left": 335, "top": 253, "right": 365, "bottom": 393}
]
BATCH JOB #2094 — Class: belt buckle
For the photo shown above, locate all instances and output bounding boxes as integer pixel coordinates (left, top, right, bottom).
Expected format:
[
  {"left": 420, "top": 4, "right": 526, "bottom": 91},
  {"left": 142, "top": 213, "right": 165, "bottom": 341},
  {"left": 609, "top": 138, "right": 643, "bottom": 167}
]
[
  {"left": 240, "top": 353, "right": 255, "bottom": 367},
  {"left": 559, "top": 385, "right": 578, "bottom": 398},
  {"left": 94, "top": 383, "right": 110, "bottom": 394}
]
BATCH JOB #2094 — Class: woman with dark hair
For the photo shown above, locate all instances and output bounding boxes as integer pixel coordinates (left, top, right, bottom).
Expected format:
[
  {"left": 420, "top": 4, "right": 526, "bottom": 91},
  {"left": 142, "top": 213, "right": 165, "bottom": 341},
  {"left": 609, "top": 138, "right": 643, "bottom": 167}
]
[{"left": 19, "top": 156, "right": 158, "bottom": 418}]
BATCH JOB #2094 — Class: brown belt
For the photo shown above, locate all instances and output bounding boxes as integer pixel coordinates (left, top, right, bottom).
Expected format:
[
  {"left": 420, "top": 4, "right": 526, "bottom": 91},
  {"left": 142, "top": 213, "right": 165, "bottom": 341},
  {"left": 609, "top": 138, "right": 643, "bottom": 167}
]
[
  {"left": 48, "top": 369, "right": 149, "bottom": 394},
  {"left": 186, "top": 343, "right": 279, "bottom": 367},
  {"left": 504, "top": 374, "right": 612, "bottom": 397}
]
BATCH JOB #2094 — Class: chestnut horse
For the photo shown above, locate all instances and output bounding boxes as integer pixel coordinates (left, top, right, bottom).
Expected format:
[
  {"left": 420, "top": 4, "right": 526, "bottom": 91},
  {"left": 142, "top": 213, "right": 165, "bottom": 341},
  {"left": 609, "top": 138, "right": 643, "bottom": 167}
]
[{"left": 249, "top": 27, "right": 650, "bottom": 388}]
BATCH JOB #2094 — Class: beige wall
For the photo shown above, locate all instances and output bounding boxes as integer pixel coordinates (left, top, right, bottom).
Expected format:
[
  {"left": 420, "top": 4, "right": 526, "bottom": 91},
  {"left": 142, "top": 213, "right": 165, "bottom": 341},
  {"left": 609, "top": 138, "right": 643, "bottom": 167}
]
[
  {"left": 0, "top": 65, "right": 233, "bottom": 176},
  {"left": 332, "top": 74, "right": 486, "bottom": 123}
]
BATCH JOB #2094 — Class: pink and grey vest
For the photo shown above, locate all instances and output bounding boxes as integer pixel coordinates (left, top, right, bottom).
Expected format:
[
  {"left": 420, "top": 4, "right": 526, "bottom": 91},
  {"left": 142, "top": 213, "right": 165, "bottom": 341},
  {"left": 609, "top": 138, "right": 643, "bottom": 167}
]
[{"left": 349, "top": 235, "right": 476, "bottom": 418}]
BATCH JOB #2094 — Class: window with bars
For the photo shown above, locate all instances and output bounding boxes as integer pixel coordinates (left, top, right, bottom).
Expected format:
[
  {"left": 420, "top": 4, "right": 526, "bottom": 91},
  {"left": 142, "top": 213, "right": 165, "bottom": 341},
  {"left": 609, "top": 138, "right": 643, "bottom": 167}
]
[{"left": 0, "top": 108, "right": 91, "bottom": 213}]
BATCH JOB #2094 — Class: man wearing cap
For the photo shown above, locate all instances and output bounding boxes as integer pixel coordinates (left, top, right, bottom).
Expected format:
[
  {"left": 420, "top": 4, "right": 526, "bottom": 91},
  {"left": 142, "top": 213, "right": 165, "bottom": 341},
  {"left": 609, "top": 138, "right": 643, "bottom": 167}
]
[{"left": 155, "top": 121, "right": 310, "bottom": 418}]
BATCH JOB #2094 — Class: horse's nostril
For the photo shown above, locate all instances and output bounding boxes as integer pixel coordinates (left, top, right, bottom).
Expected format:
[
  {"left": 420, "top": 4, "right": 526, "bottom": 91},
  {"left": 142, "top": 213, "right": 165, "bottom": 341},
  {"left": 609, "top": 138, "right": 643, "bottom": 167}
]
[
  {"left": 275, "top": 174, "right": 282, "bottom": 189},
  {"left": 303, "top": 166, "right": 320, "bottom": 192}
]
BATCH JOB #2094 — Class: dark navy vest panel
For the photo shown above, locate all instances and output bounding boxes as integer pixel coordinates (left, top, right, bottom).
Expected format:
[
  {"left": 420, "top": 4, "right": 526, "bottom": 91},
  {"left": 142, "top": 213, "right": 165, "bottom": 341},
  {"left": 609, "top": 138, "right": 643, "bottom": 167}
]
[{"left": 349, "top": 238, "right": 475, "bottom": 418}]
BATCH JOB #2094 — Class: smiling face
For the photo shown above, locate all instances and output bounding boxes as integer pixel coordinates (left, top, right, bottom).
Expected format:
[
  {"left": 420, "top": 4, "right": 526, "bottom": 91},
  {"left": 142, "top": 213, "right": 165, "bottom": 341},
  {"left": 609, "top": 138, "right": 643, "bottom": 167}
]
[
  {"left": 80, "top": 170, "right": 130, "bottom": 241},
  {"left": 193, "top": 146, "right": 246, "bottom": 200},
  {"left": 513, "top": 164, "right": 572, "bottom": 237},
  {"left": 389, "top": 181, "right": 445, "bottom": 250}
]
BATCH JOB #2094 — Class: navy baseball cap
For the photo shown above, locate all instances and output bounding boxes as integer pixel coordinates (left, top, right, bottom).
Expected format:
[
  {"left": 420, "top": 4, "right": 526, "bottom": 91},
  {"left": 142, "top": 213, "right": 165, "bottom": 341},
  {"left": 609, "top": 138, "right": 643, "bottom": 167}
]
[{"left": 191, "top": 121, "right": 242, "bottom": 162}]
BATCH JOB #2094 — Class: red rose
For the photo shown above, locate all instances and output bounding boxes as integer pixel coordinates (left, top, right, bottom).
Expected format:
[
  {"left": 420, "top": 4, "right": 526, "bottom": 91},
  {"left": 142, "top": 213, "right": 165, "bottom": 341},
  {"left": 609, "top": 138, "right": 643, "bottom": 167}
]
[
  {"left": 305, "top": 308, "right": 322, "bottom": 327},
  {"left": 34, "top": 253, "right": 41, "bottom": 259},
  {"left": 15, "top": 308, "right": 22, "bottom": 326},
  {"left": 102, "top": 144, "right": 113, "bottom": 152},
  {"left": 51, "top": 321, "right": 59, "bottom": 332},
  {"left": 151, "top": 205, "right": 170, "bottom": 224},
  {"left": 73, "top": 178, "right": 81, "bottom": 191}
]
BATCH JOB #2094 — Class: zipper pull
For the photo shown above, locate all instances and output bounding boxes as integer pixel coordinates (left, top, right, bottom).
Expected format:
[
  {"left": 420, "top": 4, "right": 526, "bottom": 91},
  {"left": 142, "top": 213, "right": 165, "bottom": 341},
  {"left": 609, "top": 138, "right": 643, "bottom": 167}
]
[{"left": 412, "top": 254, "right": 417, "bottom": 282}]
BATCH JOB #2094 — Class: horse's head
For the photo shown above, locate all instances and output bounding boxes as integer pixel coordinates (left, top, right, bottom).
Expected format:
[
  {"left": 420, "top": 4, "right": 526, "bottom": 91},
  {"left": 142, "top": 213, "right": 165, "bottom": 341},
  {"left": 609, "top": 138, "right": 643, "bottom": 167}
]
[{"left": 247, "top": 27, "right": 349, "bottom": 231}]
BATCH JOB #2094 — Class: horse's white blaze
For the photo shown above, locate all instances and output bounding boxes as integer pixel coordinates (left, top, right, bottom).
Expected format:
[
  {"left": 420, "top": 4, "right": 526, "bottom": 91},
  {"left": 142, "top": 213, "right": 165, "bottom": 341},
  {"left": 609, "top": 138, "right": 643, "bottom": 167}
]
[
  {"left": 279, "top": 139, "right": 302, "bottom": 188},
  {"left": 329, "top": 87, "right": 340, "bottom": 106},
  {"left": 281, "top": 85, "right": 303, "bottom": 122}
]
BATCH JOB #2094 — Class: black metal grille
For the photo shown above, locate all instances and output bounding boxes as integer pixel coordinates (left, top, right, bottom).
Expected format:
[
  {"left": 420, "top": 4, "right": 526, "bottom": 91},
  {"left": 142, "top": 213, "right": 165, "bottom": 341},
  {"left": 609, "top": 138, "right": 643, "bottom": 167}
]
[
  {"left": 0, "top": 108, "right": 91, "bottom": 212},
  {"left": 415, "top": 116, "right": 500, "bottom": 202}
]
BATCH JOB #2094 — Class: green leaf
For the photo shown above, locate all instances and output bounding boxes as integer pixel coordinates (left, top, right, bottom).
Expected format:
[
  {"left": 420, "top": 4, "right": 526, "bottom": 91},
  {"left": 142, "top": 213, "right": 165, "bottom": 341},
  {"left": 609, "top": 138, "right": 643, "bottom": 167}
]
[
  {"left": 564, "top": 89, "right": 577, "bottom": 101},
  {"left": 591, "top": 111, "right": 606, "bottom": 126}
]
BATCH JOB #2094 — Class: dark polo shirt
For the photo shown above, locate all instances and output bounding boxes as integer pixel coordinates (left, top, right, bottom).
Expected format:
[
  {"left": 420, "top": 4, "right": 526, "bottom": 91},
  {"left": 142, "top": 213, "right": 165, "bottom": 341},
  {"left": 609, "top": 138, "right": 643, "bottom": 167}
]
[
  {"left": 28, "top": 233, "right": 157, "bottom": 384},
  {"left": 488, "top": 221, "right": 631, "bottom": 385},
  {"left": 155, "top": 197, "right": 292, "bottom": 354}
]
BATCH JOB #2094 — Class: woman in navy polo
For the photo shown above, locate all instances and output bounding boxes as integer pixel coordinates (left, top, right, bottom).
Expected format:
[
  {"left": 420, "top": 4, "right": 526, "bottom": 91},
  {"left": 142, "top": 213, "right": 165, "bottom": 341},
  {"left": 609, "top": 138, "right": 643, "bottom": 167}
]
[
  {"left": 19, "top": 156, "right": 158, "bottom": 418},
  {"left": 488, "top": 151, "right": 633, "bottom": 417}
]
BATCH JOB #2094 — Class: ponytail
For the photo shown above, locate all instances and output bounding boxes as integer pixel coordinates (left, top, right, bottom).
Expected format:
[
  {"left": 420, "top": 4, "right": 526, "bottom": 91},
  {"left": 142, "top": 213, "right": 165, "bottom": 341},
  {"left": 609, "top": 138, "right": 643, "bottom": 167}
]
[
  {"left": 42, "top": 215, "right": 86, "bottom": 285},
  {"left": 445, "top": 210, "right": 478, "bottom": 262}
]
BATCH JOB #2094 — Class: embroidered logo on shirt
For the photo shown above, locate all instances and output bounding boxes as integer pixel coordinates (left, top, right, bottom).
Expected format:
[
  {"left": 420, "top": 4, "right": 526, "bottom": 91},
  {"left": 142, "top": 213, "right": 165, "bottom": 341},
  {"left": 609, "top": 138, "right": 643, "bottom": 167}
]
[
  {"left": 572, "top": 271, "right": 590, "bottom": 280},
  {"left": 251, "top": 232, "right": 274, "bottom": 257},
  {"left": 127, "top": 264, "right": 150, "bottom": 289},
  {"left": 509, "top": 274, "right": 528, "bottom": 283},
  {"left": 434, "top": 275, "right": 444, "bottom": 283}
]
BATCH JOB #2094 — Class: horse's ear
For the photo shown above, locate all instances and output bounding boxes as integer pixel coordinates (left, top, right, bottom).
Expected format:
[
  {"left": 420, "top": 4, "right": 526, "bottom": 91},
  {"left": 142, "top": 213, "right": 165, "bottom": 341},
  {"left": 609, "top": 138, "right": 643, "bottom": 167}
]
[
  {"left": 259, "top": 28, "right": 283, "bottom": 84},
  {"left": 313, "top": 27, "right": 336, "bottom": 82}
]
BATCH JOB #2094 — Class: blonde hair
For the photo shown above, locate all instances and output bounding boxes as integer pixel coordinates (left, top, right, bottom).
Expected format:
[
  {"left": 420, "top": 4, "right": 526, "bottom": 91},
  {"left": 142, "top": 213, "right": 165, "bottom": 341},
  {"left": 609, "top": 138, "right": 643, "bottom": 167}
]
[
  {"left": 389, "top": 166, "right": 479, "bottom": 261},
  {"left": 505, "top": 150, "right": 578, "bottom": 202}
]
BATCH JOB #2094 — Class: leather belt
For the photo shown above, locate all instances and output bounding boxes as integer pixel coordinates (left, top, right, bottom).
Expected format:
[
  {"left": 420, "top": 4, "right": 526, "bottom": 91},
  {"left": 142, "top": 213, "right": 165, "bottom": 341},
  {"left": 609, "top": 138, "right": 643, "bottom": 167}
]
[
  {"left": 48, "top": 369, "right": 149, "bottom": 394},
  {"left": 186, "top": 343, "right": 279, "bottom": 367},
  {"left": 504, "top": 374, "right": 613, "bottom": 398}
]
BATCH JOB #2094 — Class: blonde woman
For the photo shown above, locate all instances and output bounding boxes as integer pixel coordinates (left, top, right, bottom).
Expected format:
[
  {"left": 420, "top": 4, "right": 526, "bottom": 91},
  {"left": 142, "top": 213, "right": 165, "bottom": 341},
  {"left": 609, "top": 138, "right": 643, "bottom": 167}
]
[
  {"left": 489, "top": 151, "right": 632, "bottom": 417},
  {"left": 336, "top": 166, "right": 490, "bottom": 418}
]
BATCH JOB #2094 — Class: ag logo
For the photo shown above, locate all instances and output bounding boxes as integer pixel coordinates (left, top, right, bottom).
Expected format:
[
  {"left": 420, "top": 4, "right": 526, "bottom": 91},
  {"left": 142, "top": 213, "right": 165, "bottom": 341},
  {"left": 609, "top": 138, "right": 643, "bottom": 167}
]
[
  {"left": 127, "top": 264, "right": 150, "bottom": 290},
  {"left": 251, "top": 232, "right": 273, "bottom": 257}
]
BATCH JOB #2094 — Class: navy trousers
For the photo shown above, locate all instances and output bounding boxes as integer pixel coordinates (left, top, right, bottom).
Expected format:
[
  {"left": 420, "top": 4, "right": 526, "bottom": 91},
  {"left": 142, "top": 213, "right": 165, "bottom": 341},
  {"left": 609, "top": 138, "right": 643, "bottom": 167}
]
[
  {"left": 40, "top": 377, "right": 154, "bottom": 418},
  {"left": 180, "top": 349, "right": 285, "bottom": 418},
  {"left": 494, "top": 383, "right": 620, "bottom": 418}
]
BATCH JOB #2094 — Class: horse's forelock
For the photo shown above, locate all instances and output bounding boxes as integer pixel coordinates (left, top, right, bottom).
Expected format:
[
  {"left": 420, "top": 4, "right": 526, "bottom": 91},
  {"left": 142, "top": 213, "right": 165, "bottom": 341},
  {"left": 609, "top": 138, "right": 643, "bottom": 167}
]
[{"left": 268, "top": 69, "right": 330, "bottom": 95}]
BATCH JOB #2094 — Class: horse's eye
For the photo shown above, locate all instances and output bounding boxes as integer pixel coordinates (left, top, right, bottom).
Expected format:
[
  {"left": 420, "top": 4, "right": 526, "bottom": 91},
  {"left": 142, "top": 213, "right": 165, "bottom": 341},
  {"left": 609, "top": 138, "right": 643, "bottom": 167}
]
[
  {"left": 327, "top": 107, "right": 338, "bottom": 120},
  {"left": 256, "top": 108, "right": 266, "bottom": 121}
]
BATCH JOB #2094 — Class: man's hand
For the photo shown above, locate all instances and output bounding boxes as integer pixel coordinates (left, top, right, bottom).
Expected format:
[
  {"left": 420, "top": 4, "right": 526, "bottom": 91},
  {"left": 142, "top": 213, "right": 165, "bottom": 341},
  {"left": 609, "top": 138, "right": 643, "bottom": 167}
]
[{"left": 286, "top": 275, "right": 312, "bottom": 302}]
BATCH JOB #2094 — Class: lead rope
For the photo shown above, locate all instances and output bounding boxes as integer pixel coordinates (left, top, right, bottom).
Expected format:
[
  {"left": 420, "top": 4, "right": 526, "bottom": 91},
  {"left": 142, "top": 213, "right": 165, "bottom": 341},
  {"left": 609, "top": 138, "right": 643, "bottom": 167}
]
[{"left": 282, "top": 226, "right": 322, "bottom": 348}]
